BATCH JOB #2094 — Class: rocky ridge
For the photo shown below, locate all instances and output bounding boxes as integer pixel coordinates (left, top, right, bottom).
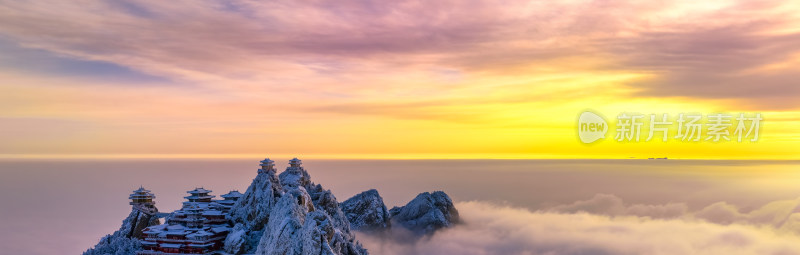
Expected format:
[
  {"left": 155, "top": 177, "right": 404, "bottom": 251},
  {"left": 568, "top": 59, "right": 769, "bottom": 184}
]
[{"left": 85, "top": 158, "right": 460, "bottom": 255}]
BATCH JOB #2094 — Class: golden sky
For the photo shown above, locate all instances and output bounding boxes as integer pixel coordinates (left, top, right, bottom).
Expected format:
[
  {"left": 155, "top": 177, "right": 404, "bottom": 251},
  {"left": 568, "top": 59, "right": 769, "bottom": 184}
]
[{"left": 0, "top": 0, "right": 799, "bottom": 159}]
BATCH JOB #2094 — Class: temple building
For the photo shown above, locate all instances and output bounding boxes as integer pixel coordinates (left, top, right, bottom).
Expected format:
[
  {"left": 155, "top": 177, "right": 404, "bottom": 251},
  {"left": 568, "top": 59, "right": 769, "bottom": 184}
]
[
  {"left": 258, "top": 158, "right": 275, "bottom": 173},
  {"left": 184, "top": 188, "right": 214, "bottom": 204},
  {"left": 289, "top": 157, "right": 302, "bottom": 169},
  {"left": 130, "top": 187, "right": 157, "bottom": 214},
  {"left": 216, "top": 190, "right": 243, "bottom": 213},
  {"left": 138, "top": 187, "right": 231, "bottom": 255}
]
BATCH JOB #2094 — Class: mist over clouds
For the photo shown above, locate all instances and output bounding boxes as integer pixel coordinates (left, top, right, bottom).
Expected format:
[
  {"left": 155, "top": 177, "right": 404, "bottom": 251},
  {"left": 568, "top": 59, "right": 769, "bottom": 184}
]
[
  {"left": 547, "top": 193, "right": 800, "bottom": 233},
  {"left": 359, "top": 200, "right": 800, "bottom": 255}
]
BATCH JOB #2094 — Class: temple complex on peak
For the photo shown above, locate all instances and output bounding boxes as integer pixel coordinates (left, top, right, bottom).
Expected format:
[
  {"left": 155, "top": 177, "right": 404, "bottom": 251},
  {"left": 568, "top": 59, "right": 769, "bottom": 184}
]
[{"left": 133, "top": 157, "right": 297, "bottom": 255}]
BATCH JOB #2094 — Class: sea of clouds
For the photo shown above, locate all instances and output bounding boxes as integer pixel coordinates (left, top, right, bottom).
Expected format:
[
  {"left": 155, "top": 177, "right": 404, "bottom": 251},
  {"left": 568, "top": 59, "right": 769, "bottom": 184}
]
[{"left": 359, "top": 195, "right": 800, "bottom": 255}]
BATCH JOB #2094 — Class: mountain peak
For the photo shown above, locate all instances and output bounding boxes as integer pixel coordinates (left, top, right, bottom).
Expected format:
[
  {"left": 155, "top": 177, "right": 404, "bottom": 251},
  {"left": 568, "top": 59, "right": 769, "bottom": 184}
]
[{"left": 85, "top": 157, "right": 459, "bottom": 255}]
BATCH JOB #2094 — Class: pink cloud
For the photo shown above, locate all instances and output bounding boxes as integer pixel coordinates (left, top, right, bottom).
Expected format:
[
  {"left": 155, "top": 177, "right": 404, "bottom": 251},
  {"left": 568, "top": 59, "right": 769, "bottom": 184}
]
[{"left": 0, "top": 0, "right": 798, "bottom": 108}]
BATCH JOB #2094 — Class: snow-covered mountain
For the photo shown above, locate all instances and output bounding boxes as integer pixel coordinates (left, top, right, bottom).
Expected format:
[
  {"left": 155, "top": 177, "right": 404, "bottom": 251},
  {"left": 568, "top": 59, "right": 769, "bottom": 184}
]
[
  {"left": 340, "top": 189, "right": 391, "bottom": 232},
  {"left": 84, "top": 158, "right": 459, "bottom": 255},
  {"left": 224, "top": 158, "right": 367, "bottom": 255},
  {"left": 340, "top": 189, "right": 460, "bottom": 236},
  {"left": 388, "top": 191, "right": 460, "bottom": 235}
]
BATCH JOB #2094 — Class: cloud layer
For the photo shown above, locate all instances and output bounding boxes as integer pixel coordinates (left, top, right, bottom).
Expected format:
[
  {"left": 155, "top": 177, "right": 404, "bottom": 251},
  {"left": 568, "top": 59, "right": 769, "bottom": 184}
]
[
  {"left": 359, "top": 200, "right": 800, "bottom": 255},
  {"left": 2, "top": 0, "right": 800, "bottom": 107},
  {"left": 547, "top": 193, "right": 800, "bottom": 233}
]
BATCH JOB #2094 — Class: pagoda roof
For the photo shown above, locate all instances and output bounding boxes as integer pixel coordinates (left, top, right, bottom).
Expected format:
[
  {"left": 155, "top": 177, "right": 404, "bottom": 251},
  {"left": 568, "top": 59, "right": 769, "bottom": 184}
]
[
  {"left": 164, "top": 229, "right": 187, "bottom": 236},
  {"left": 184, "top": 195, "right": 215, "bottom": 200},
  {"left": 220, "top": 190, "right": 243, "bottom": 198},
  {"left": 218, "top": 200, "right": 235, "bottom": 204},
  {"left": 201, "top": 210, "right": 224, "bottom": 216},
  {"left": 187, "top": 187, "right": 212, "bottom": 194},
  {"left": 166, "top": 224, "right": 185, "bottom": 230},
  {"left": 210, "top": 226, "right": 231, "bottom": 234},
  {"left": 133, "top": 186, "right": 152, "bottom": 193},
  {"left": 160, "top": 243, "right": 183, "bottom": 249},
  {"left": 130, "top": 186, "right": 155, "bottom": 199},
  {"left": 186, "top": 230, "right": 213, "bottom": 238},
  {"left": 141, "top": 241, "right": 158, "bottom": 246},
  {"left": 180, "top": 202, "right": 212, "bottom": 210},
  {"left": 143, "top": 224, "right": 168, "bottom": 234},
  {"left": 129, "top": 193, "right": 155, "bottom": 199}
]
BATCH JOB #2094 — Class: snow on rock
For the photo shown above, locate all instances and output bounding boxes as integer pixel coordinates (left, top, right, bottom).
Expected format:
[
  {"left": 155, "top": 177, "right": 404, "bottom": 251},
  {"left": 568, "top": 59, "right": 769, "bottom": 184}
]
[
  {"left": 226, "top": 168, "right": 283, "bottom": 254},
  {"left": 279, "top": 166, "right": 311, "bottom": 188},
  {"left": 340, "top": 189, "right": 391, "bottom": 232},
  {"left": 222, "top": 223, "right": 248, "bottom": 255},
  {"left": 341, "top": 189, "right": 460, "bottom": 237},
  {"left": 83, "top": 208, "right": 160, "bottom": 255},
  {"left": 255, "top": 187, "right": 321, "bottom": 254},
  {"left": 308, "top": 184, "right": 353, "bottom": 232},
  {"left": 227, "top": 161, "right": 366, "bottom": 255},
  {"left": 256, "top": 164, "right": 367, "bottom": 255},
  {"left": 229, "top": 168, "right": 283, "bottom": 230},
  {"left": 389, "top": 191, "right": 460, "bottom": 236},
  {"left": 82, "top": 235, "right": 140, "bottom": 255}
]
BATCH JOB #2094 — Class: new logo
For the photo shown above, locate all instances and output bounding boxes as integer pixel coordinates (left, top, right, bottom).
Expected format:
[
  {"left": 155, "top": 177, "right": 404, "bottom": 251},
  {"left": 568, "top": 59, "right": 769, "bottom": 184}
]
[{"left": 578, "top": 111, "right": 608, "bottom": 144}]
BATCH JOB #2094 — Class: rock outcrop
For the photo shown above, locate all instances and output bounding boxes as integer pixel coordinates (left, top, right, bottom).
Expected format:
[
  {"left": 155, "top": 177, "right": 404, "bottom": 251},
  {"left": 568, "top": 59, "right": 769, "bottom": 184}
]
[
  {"left": 340, "top": 189, "right": 391, "bottom": 232},
  {"left": 341, "top": 190, "right": 459, "bottom": 237},
  {"left": 83, "top": 208, "right": 160, "bottom": 255},
  {"left": 389, "top": 191, "right": 460, "bottom": 235},
  {"left": 229, "top": 167, "right": 283, "bottom": 230},
  {"left": 225, "top": 167, "right": 283, "bottom": 254},
  {"left": 224, "top": 159, "right": 367, "bottom": 255}
]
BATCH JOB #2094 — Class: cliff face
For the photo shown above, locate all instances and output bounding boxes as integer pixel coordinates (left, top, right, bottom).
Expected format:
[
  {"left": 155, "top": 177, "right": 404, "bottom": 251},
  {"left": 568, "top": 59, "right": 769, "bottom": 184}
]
[
  {"left": 341, "top": 190, "right": 460, "bottom": 236},
  {"left": 125, "top": 208, "right": 161, "bottom": 239},
  {"left": 223, "top": 165, "right": 367, "bottom": 255},
  {"left": 389, "top": 191, "right": 460, "bottom": 235},
  {"left": 224, "top": 168, "right": 282, "bottom": 254},
  {"left": 83, "top": 208, "right": 160, "bottom": 255},
  {"left": 229, "top": 168, "right": 283, "bottom": 230},
  {"left": 340, "top": 189, "right": 391, "bottom": 232}
]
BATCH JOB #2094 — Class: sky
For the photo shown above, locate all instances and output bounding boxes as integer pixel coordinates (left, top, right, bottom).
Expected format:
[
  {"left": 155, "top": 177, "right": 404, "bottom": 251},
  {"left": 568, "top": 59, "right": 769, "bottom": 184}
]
[{"left": 1, "top": 0, "right": 799, "bottom": 159}]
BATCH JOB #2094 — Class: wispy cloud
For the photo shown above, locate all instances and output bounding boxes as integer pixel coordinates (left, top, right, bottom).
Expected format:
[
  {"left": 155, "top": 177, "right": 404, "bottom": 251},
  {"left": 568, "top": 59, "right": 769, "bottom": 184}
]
[
  {"left": 1, "top": 0, "right": 799, "bottom": 156},
  {"left": 2, "top": 0, "right": 799, "bottom": 102}
]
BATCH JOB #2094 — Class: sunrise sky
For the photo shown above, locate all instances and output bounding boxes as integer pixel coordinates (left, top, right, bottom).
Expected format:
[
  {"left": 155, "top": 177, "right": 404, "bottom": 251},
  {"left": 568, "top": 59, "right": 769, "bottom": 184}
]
[{"left": 1, "top": 0, "right": 799, "bottom": 159}]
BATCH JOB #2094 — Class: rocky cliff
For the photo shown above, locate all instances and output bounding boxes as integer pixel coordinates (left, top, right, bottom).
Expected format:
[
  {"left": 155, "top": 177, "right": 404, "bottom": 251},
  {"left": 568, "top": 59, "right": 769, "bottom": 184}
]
[
  {"left": 340, "top": 189, "right": 460, "bottom": 236},
  {"left": 340, "top": 189, "right": 391, "bottom": 232},
  {"left": 389, "top": 191, "right": 460, "bottom": 235},
  {"left": 223, "top": 161, "right": 367, "bottom": 255},
  {"left": 83, "top": 208, "right": 160, "bottom": 255}
]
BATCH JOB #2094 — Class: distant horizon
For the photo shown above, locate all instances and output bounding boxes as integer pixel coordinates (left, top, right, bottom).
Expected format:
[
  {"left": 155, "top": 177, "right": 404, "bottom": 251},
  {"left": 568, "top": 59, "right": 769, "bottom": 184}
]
[{"left": 1, "top": 153, "right": 798, "bottom": 160}]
